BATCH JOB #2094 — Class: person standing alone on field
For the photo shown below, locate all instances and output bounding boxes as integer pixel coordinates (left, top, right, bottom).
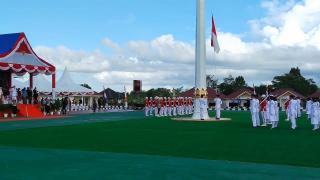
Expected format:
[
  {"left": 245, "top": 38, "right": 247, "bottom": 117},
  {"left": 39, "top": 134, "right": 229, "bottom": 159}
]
[
  {"left": 214, "top": 94, "right": 222, "bottom": 120},
  {"left": 288, "top": 95, "right": 298, "bottom": 130},
  {"left": 306, "top": 97, "right": 313, "bottom": 120},
  {"left": 250, "top": 94, "right": 260, "bottom": 127},
  {"left": 311, "top": 98, "right": 319, "bottom": 131}
]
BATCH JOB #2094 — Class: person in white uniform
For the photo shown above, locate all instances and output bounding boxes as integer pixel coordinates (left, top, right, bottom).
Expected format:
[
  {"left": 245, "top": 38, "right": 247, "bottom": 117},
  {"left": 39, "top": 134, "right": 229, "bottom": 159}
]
[
  {"left": 297, "top": 97, "right": 302, "bottom": 118},
  {"left": 149, "top": 97, "right": 153, "bottom": 116},
  {"left": 265, "top": 97, "right": 271, "bottom": 124},
  {"left": 250, "top": 94, "right": 260, "bottom": 127},
  {"left": 269, "top": 96, "right": 278, "bottom": 129},
  {"left": 306, "top": 98, "right": 313, "bottom": 120},
  {"left": 154, "top": 97, "right": 159, "bottom": 117},
  {"left": 288, "top": 95, "right": 298, "bottom": 130},
  {"left": 199, "top": 95, "right": 207, "bottom": 120},
  {"left": 167, "top": 97, "right": 172, "bottom": 116},
  {"left": 311, "top": 98, "right": 319, "bottom": 131},
  {"left": 214, "top": 95, "right": 222, "bottom": 120}
]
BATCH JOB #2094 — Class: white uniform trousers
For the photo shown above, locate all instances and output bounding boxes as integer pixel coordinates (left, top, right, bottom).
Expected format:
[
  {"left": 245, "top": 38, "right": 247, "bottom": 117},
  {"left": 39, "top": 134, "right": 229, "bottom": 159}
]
[
  {"left": 216, "top": 108, "right": 221, "bottom": 119},
  {"left": 167, "top": 107, "right": 172, "bottom": 116},
  {"left": 189, "top": 105, "right": 193, "bottom": 114},
  {"left": 154, "top": 107, "right": 159, "bottom": 117},
  {"left": 149, "top": 107, "right": 153, "bottom": 116},
  {"left": 145, "top": 107, "right": 149, "bottom": 116},
  {"left": 173, "top": 107, "right": 177, "bottom": 116},
  {"left": 261, "top": 111, "right": 267, "bottom": 125},
  {"left": 290, "top": 114, "right": 297, "bottom": 129},
  {"left": 159, "top": 107, "right": 165, "bottom": 116},
  {"left": 251, "top": 111, "right": 260, "bottom": 127},
  {"left": 200, "top": 108, "right": 205, "bottom": 120},
  {"left": 177, "top": 106, "right": 181, "bottom": 115}
]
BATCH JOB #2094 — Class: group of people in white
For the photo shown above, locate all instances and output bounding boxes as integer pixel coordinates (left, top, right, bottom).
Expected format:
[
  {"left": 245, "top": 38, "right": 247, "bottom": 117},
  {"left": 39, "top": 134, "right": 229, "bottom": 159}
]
[
  {"left": 145, "top": 97, "right": 193, "bottom": 117},
  {"left": 251, "top": 94, "right": 317, "bottom": 130},
  {"left": 250, "top": 94, "right": 281, "bottom": 129}
]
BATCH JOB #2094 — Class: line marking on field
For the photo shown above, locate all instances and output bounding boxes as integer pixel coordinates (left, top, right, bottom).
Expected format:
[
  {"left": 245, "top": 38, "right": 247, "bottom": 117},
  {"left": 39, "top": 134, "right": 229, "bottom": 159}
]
[{"left": 172, "top": 118, "right": 231, "bottom": 122}]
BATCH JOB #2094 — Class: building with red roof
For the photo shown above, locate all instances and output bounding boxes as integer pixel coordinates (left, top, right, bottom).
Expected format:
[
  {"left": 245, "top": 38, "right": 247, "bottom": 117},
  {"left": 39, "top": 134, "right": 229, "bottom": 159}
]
[{"left": 271, "top": 88, "right": 305, "bottom": 110}]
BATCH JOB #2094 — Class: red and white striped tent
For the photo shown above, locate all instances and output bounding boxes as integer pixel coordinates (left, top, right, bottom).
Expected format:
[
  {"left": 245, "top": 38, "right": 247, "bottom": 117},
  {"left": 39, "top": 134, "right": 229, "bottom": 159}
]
[{"left": 0, "top": 32, "right": 56, "bottom": 90}]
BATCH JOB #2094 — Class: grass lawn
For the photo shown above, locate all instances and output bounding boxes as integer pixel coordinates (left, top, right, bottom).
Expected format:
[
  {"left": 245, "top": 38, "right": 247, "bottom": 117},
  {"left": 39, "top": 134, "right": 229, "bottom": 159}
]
[{"left": 0, "top": 111, "right": 319, "bottom": 168}]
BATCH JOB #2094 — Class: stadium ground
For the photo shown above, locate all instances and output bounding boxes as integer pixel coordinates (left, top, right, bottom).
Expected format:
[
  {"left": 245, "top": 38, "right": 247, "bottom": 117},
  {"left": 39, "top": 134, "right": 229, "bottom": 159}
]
[{"left": 0, "top": 111, "right": 319, "bottom": 179}]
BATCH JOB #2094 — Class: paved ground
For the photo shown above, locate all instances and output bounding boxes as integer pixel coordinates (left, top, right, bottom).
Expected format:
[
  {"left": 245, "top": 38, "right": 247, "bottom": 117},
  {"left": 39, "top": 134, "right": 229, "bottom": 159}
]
[{"left": 0, "top": 146, "right": 320, "bottom": 180}]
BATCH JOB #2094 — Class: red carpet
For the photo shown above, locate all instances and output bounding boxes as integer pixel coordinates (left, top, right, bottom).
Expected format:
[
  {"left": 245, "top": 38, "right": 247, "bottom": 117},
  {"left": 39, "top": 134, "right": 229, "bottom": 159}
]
[
  {"left": 17, "top": 104, "right": 44, "bottom": 118},
  {"left": 0, "top": 116, "right": 66, "bottom": 122}
]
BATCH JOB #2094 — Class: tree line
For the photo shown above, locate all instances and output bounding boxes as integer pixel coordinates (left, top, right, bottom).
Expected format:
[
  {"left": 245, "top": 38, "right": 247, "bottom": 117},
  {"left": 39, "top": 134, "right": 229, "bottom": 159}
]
[{"left": 207, "top": 67, "right": 318, "bottom": 96}]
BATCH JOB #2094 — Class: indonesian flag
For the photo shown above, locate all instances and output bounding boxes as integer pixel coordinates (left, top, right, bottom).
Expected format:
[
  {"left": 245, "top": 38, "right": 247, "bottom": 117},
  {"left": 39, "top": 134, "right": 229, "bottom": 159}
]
[{"left": 211, "top": 16, "right": 220, "bottom": 53}]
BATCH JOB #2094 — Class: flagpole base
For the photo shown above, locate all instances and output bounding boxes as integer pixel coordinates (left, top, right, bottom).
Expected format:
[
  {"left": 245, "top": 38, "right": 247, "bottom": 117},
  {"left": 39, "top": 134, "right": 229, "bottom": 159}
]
[{"left": 192, "top": 98, "right": 210, "bottom": 120}]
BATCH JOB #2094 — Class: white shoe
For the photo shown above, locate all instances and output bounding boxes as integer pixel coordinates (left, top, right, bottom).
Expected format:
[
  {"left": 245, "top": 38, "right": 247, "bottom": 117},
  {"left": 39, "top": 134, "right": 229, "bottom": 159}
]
[{"left": 261, "top": 124, "right": 267, "bottom": 127}]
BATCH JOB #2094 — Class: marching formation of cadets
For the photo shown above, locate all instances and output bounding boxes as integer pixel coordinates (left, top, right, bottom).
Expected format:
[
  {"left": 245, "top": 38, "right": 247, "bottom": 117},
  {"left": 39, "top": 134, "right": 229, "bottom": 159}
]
[
  {"left": 145, "top": 97, "right": 193, "bottom": 117},
  {"left": 251, "top": 94, "right": 319, "bottom": 130}
]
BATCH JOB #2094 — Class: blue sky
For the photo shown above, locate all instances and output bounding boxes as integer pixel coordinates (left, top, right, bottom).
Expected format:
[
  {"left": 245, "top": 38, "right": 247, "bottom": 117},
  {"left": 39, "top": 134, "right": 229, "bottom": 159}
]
[
  {"left": 3, "top": 0, "right": 320, "bottom": 92},
  {"left": 1, "top": 0, "right": 264, "bottom": 50}
]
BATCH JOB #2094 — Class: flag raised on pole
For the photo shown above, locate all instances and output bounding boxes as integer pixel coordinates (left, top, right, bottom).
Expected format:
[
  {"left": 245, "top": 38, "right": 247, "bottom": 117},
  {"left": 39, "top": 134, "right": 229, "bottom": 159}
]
[{"left": 211, "top": 15, "right": 220, "bottom": 53}]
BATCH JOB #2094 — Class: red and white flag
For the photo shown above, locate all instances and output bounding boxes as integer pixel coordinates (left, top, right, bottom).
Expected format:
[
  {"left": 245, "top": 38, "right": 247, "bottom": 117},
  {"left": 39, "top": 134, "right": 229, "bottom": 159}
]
[{"left": 211, "top": 15, "right": 220, "bottom": 53}]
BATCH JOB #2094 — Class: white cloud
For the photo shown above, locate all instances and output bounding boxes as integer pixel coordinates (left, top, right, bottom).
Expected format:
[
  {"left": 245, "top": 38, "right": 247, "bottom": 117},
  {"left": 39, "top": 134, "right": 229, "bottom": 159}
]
[
  {"left": 33, "top": 0, "right": 320, "bottom": 92},
  {"left": 34, "top": 46, "right": 110, "bottom": 73},
  {"left": 102, "top": 38, "right": 121, "bottom": 52},
  {"left": 252, "top": 0, "right": 320, "bottom": 48},
  {"left": 127, "top": 34, "right": 194, "bottom": 63}
]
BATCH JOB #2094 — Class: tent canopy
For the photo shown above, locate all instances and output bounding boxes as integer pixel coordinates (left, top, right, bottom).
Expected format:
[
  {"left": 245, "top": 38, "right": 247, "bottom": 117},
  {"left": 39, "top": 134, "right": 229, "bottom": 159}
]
[
  {"left": 56, "top": 68, "right": 94, "bottom": 95},
  {"left": 0, "top": 32, "right": 55, "bottom": 75}
]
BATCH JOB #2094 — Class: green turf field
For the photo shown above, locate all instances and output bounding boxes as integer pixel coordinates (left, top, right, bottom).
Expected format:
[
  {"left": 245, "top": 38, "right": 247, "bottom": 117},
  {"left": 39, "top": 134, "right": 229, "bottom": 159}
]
[{"left": 0, "top": 111, "right": 319, "bottom": 179}]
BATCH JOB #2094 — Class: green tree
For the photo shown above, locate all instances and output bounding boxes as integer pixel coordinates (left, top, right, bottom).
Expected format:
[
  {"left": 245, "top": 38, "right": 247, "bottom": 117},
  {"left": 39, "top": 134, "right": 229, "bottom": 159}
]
[
  {"left": 127, "top": 88, "right": 173, "bottom": 106},
  {"left": 206, "top": 75, "right": 218, "bottom": 88},
  {"left": 234, "top": 76, "right": 247, "bottom": 88},
  {"left": 218, "top": 75, "right": 235, "bottom": 95},
  {"left": 172, "top": 87, "right": 184, "bottom": 97},
  {"left": 218, "top": 75, "right": 248, "bottom": 95},
  {"left": 272, "top": 67, "right": 317, "bottom": 96}
]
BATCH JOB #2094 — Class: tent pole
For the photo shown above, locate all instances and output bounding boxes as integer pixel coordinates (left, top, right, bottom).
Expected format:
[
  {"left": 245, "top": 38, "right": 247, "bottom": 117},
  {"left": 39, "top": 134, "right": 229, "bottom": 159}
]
[
  {"left": 52, "top": 73, "right": 56, "bottom": 89},
  {"left": 9, "top": 72, "right": 12, "bottom": 88},
  {"left": 29, "top": 73, "right": 33, "bottom": 89}
]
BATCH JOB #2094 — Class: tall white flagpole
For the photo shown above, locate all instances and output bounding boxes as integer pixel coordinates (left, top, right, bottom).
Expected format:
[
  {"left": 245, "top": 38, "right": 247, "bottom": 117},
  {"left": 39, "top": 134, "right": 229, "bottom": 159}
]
[
  {"left": 192, "top": 0, "right": 209, "bottom": 120},
  {"left": 124, "top": 85, "right": 128, "bottom": 110}
]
